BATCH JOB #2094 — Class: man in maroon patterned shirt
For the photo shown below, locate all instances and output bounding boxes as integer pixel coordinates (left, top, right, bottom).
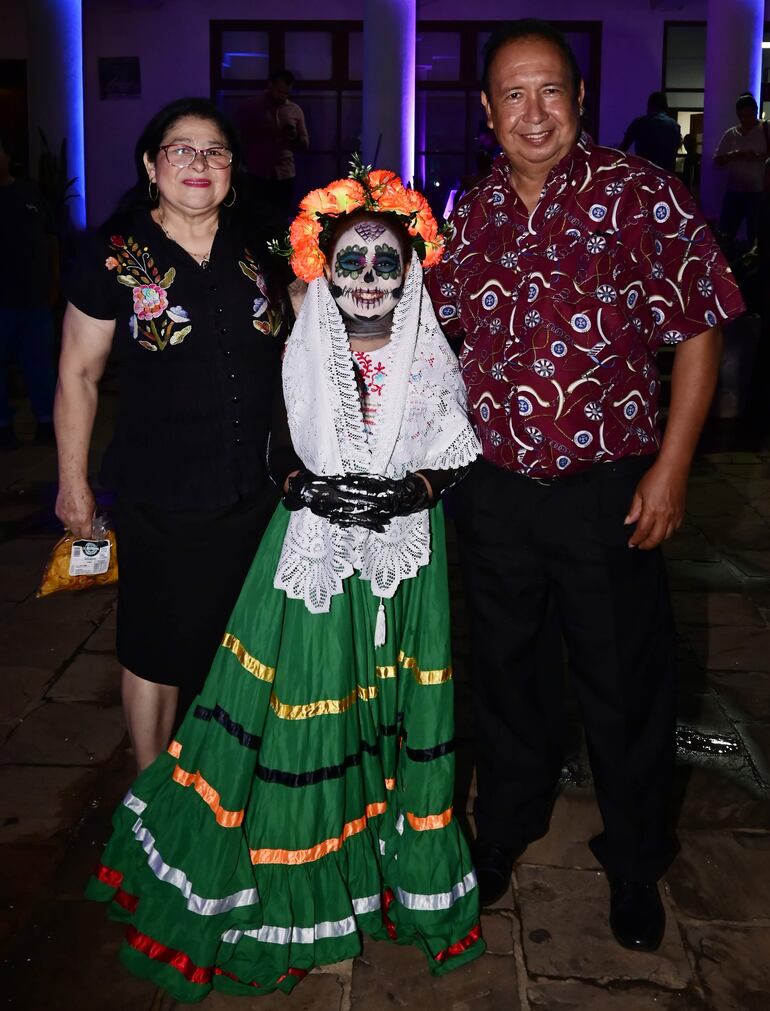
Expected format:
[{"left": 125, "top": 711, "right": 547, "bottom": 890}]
[{"left": 426, "top": 19, "right": 744, "bottom": 951}]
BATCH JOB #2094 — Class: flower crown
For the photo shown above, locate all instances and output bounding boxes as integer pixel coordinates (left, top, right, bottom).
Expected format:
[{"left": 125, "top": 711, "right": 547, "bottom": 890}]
[{"left": 269, "top": 154, "right": 447, "bottom": 283}]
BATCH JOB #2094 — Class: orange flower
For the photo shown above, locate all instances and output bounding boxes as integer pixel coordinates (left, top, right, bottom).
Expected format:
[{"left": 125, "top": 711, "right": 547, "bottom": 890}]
[
  {"left": 104, "top": 257, "right": 119, "bottom": 270},
  {"left": 289, "top": 213, "right": 322, "bottom": 249},
  {"left": 368, "top": 169, "right": 404, "bottom": 200},
  {"left": 376, "top": 188, "right": 414, "bottom": 217},
  {"left": 421, "top": 236, "right": 445, "bottom": 269},
  {"left": 299, "top": 187, "right": 341, "bottom": 218},
  {"left": 324, "top": 178, "right": 366, "bottom": 213},
  {"left": 291, "top": 245, "right": 326, "bottom": 283}
]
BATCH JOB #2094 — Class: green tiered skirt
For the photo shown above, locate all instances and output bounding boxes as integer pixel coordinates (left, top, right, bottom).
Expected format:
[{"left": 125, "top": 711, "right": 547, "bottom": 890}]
[{"left": 87, "top": 504, "right": 484, "bottom": 1002}]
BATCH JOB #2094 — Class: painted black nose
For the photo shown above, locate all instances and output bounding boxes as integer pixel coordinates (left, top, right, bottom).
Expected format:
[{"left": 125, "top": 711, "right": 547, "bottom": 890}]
[{"left": 363, "top": 269, "right": 374, "bottom": 283}]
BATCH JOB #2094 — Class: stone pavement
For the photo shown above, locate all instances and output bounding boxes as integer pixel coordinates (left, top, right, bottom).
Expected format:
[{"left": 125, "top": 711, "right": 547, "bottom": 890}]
[{"left": 1, "top": 404, "right": 769, "bottom": 1010}]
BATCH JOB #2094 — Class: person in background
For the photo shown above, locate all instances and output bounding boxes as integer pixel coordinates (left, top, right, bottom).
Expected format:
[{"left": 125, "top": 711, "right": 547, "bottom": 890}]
[
  {"left": 714, "top": 92, "right": 769, "bottom": 245},
  {"left": 681, "top": 132, "right": 701, "bottom": 195},
  {"left": 237, "top": 68, "right": 310, "bottom": 215},
  {"left": 620, "top": 91, "right": 681, "bottom": 172},
  {"left": 0, "top": 132, "right": 58, "bottom": 449},
  {"left": 426, "top": 18, "right": 745, "bottom": 955},
  {"left": 55, "top": 98, "right": 285, "bottom": 771}
]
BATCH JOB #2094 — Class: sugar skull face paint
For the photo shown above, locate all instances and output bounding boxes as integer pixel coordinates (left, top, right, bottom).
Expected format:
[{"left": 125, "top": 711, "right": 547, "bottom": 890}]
[{"left": 329, "top": 217, "right": 404, "bottom": 319}]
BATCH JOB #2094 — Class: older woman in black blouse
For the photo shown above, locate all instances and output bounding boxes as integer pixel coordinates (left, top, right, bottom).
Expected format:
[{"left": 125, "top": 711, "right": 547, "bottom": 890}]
[{"left": 55, "top": 98, "right": 286, "bottom": 770}]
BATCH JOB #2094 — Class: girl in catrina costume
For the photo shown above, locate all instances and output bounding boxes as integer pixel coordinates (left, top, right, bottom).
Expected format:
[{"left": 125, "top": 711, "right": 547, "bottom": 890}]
[{"left": 87, "top": 160, "right": 484, "bottom": 1001}]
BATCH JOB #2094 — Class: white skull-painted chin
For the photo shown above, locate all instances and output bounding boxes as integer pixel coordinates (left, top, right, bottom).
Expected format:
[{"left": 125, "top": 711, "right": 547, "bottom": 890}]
[{"left": 328, "top": 217, "right": 405, "bottom": 320}]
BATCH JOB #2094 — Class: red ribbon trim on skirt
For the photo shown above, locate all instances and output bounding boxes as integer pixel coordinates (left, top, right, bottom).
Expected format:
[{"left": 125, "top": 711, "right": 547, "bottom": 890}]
[
  {"left": 433, "top": 923, "right": 482, "bottom": 963},
  {"left": 125, "top": 925, "right": 309, "bottom": 989},
  {"left": 95, "top": 862, "right": 123, "bottom": 889}
]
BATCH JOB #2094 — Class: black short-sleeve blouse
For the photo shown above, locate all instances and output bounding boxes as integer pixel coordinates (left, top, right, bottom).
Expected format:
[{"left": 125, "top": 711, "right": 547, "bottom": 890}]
[{"left": 67, "top": 208, "right": 286, "bottom": 510}]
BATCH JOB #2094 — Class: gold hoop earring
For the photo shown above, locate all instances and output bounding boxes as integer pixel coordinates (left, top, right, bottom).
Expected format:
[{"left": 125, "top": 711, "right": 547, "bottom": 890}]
[
  {"left": 148, "top": 180, "right": 158, "bottom": 202},
  {"left": 222, "top": 187, "right": 237, "bottom": 208}
]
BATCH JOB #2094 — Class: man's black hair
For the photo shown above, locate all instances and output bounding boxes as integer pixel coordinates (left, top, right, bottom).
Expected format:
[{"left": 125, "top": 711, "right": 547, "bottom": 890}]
[
  {"left": 481, "top": 19, "right": 582, "bottom": 97},
  {"left": 647, "top": 91, "right": 668, "bottom": 114},
  {"left": 269, "top": 68, "right": 295, "bottom": 87},
  {"left": 736, "top": 92, "right": 758, "bottom": 113}
]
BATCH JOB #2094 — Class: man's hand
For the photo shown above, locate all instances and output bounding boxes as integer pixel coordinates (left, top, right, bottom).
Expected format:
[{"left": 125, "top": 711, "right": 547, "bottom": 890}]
[{"left": 624, "top": 460, "right": 688, "bottom": 550}]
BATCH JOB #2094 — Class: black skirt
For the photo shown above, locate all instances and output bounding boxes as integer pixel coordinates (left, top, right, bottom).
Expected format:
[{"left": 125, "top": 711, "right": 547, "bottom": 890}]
[{"left": 113, "top": 489, "right": 278, "bottom": 705}]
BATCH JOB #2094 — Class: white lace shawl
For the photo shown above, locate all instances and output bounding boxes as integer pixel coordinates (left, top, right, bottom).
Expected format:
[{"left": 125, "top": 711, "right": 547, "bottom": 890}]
[{"left": 274, "top": 253, "right": 480, "bottom": 613}]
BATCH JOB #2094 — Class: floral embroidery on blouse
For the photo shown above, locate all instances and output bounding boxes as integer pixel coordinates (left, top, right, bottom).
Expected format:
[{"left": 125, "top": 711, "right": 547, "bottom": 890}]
[
  {"left": 238, "top": 249, "right": 283, "bottom": 336},
  {"left": 352, "top": 350, "right": 386, "bottom": 432},
  {"left": 105, "top": 235, "right": 190, "bottom": 352}
]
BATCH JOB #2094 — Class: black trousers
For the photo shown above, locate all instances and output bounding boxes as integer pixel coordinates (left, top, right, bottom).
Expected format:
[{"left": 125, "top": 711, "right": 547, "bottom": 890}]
[{"left": 451, "top": 456, "right": 677, "bottom": 882}]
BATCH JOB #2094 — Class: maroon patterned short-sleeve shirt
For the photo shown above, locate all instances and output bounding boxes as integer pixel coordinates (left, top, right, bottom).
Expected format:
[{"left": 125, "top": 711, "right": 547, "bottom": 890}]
[{"left": 425, "top": 134, "right": 745, "bottom": 477}]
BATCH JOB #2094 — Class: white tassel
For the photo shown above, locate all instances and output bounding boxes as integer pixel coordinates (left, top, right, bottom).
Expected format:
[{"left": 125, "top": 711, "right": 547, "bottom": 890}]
[{"left": 374, "top": 598, "right": 387, "bottom": 647}]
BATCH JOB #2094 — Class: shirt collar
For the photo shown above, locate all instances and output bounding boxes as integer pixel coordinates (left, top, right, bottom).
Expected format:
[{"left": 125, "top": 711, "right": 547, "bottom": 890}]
[{"left": 490, "top": 130, "right": 594, "bottom": 197}]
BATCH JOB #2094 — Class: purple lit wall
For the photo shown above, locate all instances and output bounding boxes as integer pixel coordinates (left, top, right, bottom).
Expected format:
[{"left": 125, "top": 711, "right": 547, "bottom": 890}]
[
  {"left": 700, "top": 0, "right": 764, "bottom": 219},
  {"left": 26, "top": 0, "right": 86, "bottom": 228},
  {"left": 362, "top": 0, "right": 416, "bottom": 182}
]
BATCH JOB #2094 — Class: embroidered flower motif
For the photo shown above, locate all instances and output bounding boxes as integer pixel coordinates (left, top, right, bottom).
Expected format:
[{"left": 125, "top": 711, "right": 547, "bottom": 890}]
[
  {"left": 132, "top": 283, "right": 168, "bottom": 321},
  {"left": 167, "top": 305, "right": 190, "bottom": 324},
  {"left": 239, "top": 250, "right": 282, "bottom": 336},
  {"left": 107, "top": 234, "right": 189, "bottom": 351}
]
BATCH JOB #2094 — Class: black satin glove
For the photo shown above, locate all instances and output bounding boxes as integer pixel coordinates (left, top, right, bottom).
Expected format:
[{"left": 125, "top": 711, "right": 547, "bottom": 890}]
[
  {"left": 283, "top": 471, "right": 391, "bottom": 531},
  {"left": 283, "top": 471, "right": 431, "bottom": 529}
]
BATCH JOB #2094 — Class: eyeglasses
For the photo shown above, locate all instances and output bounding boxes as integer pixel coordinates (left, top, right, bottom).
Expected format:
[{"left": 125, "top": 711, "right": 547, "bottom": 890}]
[{"left": 159, "top": 145, "right": 233, "bottom": 169}]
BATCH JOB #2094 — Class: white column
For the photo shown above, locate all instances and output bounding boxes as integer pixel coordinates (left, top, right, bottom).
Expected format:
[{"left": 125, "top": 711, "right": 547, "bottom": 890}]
[
  {"left": 362, "top": 0, "right": 415, "bottom": 184},
  {"left": 700, "top": 0, "right": 764, "bottom": 220},
  {"left": 25, "top": 0, "right": 86, "bottom": 229}
]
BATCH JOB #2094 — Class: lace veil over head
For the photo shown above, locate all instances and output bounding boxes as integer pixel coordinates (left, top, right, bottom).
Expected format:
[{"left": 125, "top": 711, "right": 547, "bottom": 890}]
[{"left": 274, "top": 252, "right": 480, "bottom": 614}]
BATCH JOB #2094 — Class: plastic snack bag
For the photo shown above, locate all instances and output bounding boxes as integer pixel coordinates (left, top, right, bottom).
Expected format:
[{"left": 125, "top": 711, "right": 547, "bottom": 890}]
[{"left": 37, "top": 514, "right": 119, "bottom": 597}]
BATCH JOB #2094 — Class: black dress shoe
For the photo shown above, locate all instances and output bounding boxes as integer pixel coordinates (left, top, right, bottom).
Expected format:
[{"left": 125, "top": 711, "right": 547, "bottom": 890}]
[
  {"left": 609, "top": 878, "right": 665, "bottom": 951},
  {"left": 472, "top": 839, "right": 520, "bottom": 907}
]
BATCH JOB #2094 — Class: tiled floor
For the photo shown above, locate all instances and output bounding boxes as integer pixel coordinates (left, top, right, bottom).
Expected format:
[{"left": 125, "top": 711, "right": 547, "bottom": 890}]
[{"left": 2, "top": 410, "right": 769, "bottom": 1009}]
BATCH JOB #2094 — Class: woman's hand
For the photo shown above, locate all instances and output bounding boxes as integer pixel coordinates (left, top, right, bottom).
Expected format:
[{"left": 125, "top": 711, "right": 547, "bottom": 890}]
[{"left": 55, "top": 480, "right": 96, "bottom": 539}]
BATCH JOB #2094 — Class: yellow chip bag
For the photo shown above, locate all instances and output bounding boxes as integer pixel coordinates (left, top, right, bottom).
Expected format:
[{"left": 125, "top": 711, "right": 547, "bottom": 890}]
[{"left": 37, "top": 519, "right": 119, "bottom": 597}]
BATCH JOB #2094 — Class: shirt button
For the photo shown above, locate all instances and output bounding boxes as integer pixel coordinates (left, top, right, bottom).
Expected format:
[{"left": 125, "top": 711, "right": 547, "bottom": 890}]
[
  {"left": 229, "top": 372, "right": 237, "bottom": 380},
  {"left": 233, "top": 419, "right": 240, "bottom": 427},
  {"left": 209, "top": 284, "right": 218, "bottom": 293},
  {"left": 223, "top": 348, "right": 231, "bottom": 357},
  {"left": 232, "top": 395, "right": 239, "bottom": 404},
  {"left": 216, "top": 306, "right": 224, "bottom": 314},
  {"left": 220, "top": 327, "right": 229, "bottom": 335},
  {"left": 233, "top": 437, "right": 241, "bottom": 446}
]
